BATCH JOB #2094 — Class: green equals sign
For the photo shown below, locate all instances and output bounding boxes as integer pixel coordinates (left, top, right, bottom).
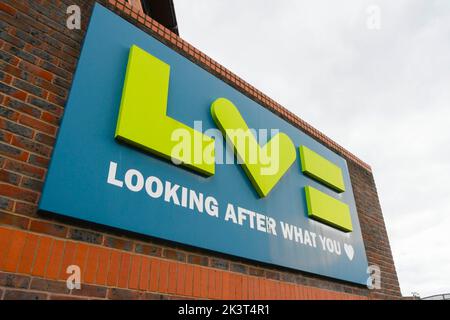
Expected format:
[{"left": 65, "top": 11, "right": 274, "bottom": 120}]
[{"left": 300, "top": 146, "right": 353, "bottom": 232}]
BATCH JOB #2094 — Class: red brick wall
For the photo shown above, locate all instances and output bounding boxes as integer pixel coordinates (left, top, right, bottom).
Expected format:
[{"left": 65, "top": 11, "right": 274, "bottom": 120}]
[{"left": 0, "top": 0, "right": 401, "bottom": 299}]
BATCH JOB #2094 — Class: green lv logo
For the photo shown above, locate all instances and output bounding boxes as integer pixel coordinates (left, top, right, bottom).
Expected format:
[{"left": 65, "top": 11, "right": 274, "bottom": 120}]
[{"left": 116, "top": 45, "right": 353, "bottom": 232}]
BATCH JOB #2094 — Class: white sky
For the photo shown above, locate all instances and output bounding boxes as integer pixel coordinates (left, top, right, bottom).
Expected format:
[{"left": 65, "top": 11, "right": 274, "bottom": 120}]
[{"left": 173, "top": 0, "right": 450, "bottom": 298}]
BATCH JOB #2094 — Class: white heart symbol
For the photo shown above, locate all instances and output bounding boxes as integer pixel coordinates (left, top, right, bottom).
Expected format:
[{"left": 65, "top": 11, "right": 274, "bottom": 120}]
[{"left": 344, "top": 244, "right": 354, "bottom": 261}]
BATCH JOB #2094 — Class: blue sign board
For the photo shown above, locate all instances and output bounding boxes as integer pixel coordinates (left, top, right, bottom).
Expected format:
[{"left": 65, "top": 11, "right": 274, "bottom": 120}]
[{"left": 40, "top": 4, "right": 369, "bottom": 285}]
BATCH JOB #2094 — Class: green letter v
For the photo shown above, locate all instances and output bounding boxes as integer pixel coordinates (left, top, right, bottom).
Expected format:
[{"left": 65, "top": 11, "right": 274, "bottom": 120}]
[{"left": 211, "top": 98, "right": 296, "bottom": 197}]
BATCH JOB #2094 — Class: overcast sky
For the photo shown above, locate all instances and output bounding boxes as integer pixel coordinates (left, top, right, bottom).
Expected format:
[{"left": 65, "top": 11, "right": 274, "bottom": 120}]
[{"left": 173, "top": 0, "right": 450, "bottom": 298}]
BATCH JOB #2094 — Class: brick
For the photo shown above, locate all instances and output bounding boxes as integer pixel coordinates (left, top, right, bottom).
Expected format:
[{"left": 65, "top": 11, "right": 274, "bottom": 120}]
[
  {"left": 29, "top": 219, "right": 67, "bottom": 238},
  {"left": 47, "top": 93, "right": 65, "bottom": 108},
  {"left": 200, "top": 267, "right": 208, "bottom": 298},
  {"left": 0, "top": 212, "right": 29, "bottom": 229},
  {"left": 0, "top": 196, "right": 13, "bottom": 210},
  {"left": 40, "top": 111, "right": 60, "bottom": 126},
  {"left": 247, "top": 276, "right": 255, "bottom": 300},
  {"left": 144, "top": 292, "right": 166, "bottom": 300},
  {"left": 149, "top": 258, "right": 160, "bottom": 292},
  {"left": 53, "top": 76, "right": 70, "bottom": 89},
  {"left": 0, "top": 69, "right": 13, "bottom": 84},
  {"left": 214, "top": 270, "right": 223, "bottom": 299},
  {"left": 26, "top": 47, "right": 58, "bottom": 66},
  {"left": 4, "top": 96, "right": 41, "bottom": 118},
  {"left": 0, "top": 118, "right": 34, "bottom": 138},
  {"left": 12, "top": 78, "right": 44, "bottom": 97},
  {"left": 249, "top": 267, "right": 265, "bottom": 277},
  {"left": 192, "top": 265, "right": 201, "bottom": 298},
  {"left": 107, "top": 287, "right": 143, "bottom": 300},
  {"left": 230, "top": 262, "right": 248, "bottom": 275},
  {"left": 105, "top": 249, "right": 121, "bottom": 286},
  {"left": 4, "top": 44, "right": 37, "bottom": 64},
  {"left": 18, "top": 114, "right": 56, "bottom": 135},
  {"left": 280, "top": 282, "right": 287, "bottom": 299},
  {"left": 290, "top": 284, "right": 298, "bottom": 300},
  {"left": 31, "top": 236, "right": 53, "bottom": 276},
  {"left": 72, "top": 242, "right": 89, "bottom": 277},
  {"left": 158, "top": 259, "right": 169, "bottom": 293},
  {"left": 184, "top": 264, "right": 194, "bottom": 297},
  {"left": 187, "top": 254, "right": 208, "bottom": 266},
  {"left": 57, "top": 56, "right": 76, "bottom": 71},
  {"left": 30, "top": 278, "right": 69, "bottom": 294},
  {"left": 27, "top": 96, "right": 61, "bottom": 115},
  {"left": 71, "top": 284, "right": 107, "bottom": 298},
  {"left": 45, "top": 239, "right": 64, "bottom": 279},
  {"left": 134, "top": 243, "right": 161, "bottom": 256},
  {"left": 304, "top": 286, "right": 312, "bottom": 300},
  {"left": 258, "top": 278, "right": 266, "bottom": 300},
  {"left": 293, "top": 285, "right": 300, "bottom": 299},
  {"left": 104, "top": 236, "right": 133, "bottom": 251},
  {"left": 222, "top": 271, "right": 231, "bottom": 299},
  {"left": 0, "top": 105, "right": 19, "bottom": 121},
  {"left": 0, "top": 2, "right": 17, "bottom": 16},
  {"left": 117, "top": 252, "right": 131, "bottom": 288},
  {"left": 301, "top": 286, "right": 310, "bottom": 299},
  {"left": 68, "top": 228, "right": 102, "bottom": 244},
  {"left": 282, "top": 282, "right": 289, "bottom": 300},
  {"left": 265, "top": 270, "right": 280, "bottom": 280},
  {"left": 0, "top": 272, "right": 30, "bottom": 288},
  {"left": 0, "top": 168, "right": 21, "bottom": 185},
  {"left": 58, "top": 241, "right": 76, "bottom": 280},
  {"left": 281, "top": 272, "right": 296, "bottom": 283},
  {"left": 255, "top": 276, "right": 263, "bottom": 300},
  {"left": 39, "top": 61, "right": 70, "bottom": 80},
  {"left": 167, "top": 261, "right": 177, "bottom": 294},
  {"left": 253, "top": 277, "right": 260, "bottom": 299},
  {"left": 49, "top": 294, "right": 83, "bottom": 300},
  {"left": 0, "top": 142, "right": 29, "bottom": 161},
  {"left": 162, "top": 248, "right": 185, "bottom": 262},
  {"left": 2, "top": 229, "right": 27, "bottom": 272},
  {"left": 128, "top": 254, "right": 141, "bottom": 290},
  {"left": 33, "top": 77, "right": 66, "bottom": 98},
  {"left": 22, "top": 29, "right": 48, "bottom": 48},
  {"left": 237, "top": 274, "right": 247, "bottom": 299},
  {"left": 20, "top": 176, "right": 43, "bottom": 191},
  {"left": 4, "top": 159, "right": 45, "bottom": 179},
  {"left": 19, "top": 60, "right": 54, "bottom": 82},
  {"left": 138, "top": 256, "right": 150, "bottom": 291},
  {"left": 175, "top": 262, "right": 186, "bottom": 296},
  {"left": 0, "top": 227, "right": 13, "bottom": 268},
  {"left": 4, "top": 289, "right": 47, "bottom": 300},
  {"left": 34, "top": 132, "right": 55, "bottom": 146},
  {"left": 209, "top": 258, "right": 229, "bottom": 270},
  {"left": 265, "top": 280, "right": 273, "bottom": 299},
  {"left": 242, "top": 275, "right": 248, "bottom": 300},
  {"left": 0, "top": 62, "right": 26, "bottom": 81},
  {"left": 232, "top": 273, "right": 241, "bottom": 300},
  {"left": 11, "top": 135, "right": 51, "bottom": 157},
  {"left": 0, "top": 50, "right": 20, "bottom": 66},
  {"left": 84, "top": 246, "right": 100, "bottom": 284},
  {"left": 14, "top": 201, "right": 37, "bottom": 217},
  {"left": 27, "top": 154, "right": 49, "bottom": 168},
  {"left": 207, "top": 268, "right": 215, "bottom": 299},
  {"left": 0, "top": 130, "right": 13, "bottom": 143},
  {"left": 95, "top": 247, "right": 110, "bottom": 286}
]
